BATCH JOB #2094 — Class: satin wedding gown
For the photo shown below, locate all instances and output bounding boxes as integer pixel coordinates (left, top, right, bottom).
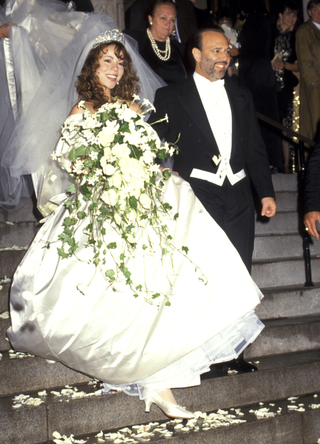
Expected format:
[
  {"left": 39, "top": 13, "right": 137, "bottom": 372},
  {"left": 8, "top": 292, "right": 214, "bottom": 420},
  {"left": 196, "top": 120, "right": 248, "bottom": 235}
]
[{"left": 7, "top": 111, "right": 264, "bottom": 399}]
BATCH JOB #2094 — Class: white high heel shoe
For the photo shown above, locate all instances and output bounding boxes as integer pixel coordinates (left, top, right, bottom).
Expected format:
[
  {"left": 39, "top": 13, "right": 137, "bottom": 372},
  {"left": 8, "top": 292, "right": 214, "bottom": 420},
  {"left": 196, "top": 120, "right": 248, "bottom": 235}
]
[{"left": 144, "top": 392, "right": 195, "bottom": 419}]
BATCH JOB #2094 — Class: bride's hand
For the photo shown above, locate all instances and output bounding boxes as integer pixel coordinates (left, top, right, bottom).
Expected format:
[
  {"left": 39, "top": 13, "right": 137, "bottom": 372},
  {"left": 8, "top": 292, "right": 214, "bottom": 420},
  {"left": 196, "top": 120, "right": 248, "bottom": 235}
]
[{"left": 159, "top": 167, "right": 179, "bottom": 175}]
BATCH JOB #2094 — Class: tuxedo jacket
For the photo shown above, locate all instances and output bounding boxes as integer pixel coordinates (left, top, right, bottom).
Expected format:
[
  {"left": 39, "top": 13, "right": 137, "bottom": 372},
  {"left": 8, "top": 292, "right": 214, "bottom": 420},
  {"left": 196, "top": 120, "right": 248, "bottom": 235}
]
[
  {"left": 304, "top": 142, "right": 320, "bottom": 214},
  {"left": 149, "top": 76, "right": 275, "bottom": 201}
]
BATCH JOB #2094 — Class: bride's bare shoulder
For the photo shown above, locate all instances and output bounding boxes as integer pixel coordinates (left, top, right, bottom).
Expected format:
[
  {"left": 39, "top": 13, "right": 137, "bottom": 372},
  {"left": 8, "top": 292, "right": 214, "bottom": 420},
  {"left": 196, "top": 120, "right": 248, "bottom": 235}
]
[{"left": 69, "top": 101, "right": 94, "bottom": 116}]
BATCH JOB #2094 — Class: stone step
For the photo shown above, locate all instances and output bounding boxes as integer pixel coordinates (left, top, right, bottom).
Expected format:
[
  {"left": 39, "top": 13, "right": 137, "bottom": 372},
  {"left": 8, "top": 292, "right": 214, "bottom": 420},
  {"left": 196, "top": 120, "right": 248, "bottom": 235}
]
[
  {"left": 0, "top": 351, "right": 91, "bottom": 397},
  {"left": 256, "top": 284, "right": 320, "bottom": 320},
  {"left": 1, "top": 316, "right": 320, "bottom": 397},
  {"left": 253, "top": 234, "right": 320, "bottom": 261},
  {"left": 0, "top": 197, "right": 40, "bottom": 223},
  {"left": 273, "top": 191, "right": 299, "bottom": 212},
  {"left": 252, "top": 258, "right": 320, "bottom": 289},
  {"left": 33, "top": 394, "right": 320, "bottom": 444},
  {"left": 1, "top": 349, "right": 320, "bottom": 444},
  {"left": 255, "top": 211, "right": 300, "bottom": 236},
  {"left": 0, "top": 249, "right": 27, "bottom": 280},
  {"left": 272, "top": 174, "right": 299, "bottom": 192},
  {"left": 0, "top": 221, "right": 40, "bottom": 249},
  {"left": 245, "top": 315, "right": 320, "bottom": 359}
]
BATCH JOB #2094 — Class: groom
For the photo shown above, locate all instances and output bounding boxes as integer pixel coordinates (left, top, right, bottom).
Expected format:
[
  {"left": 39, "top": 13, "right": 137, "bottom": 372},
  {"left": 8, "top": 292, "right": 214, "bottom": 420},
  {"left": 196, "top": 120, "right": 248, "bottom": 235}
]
[
  {"left": 149, "top": 27, "right": 276, "bottom": 273},
  {"left": 149, "top": 28, "right": 276, "bottom": 374}
]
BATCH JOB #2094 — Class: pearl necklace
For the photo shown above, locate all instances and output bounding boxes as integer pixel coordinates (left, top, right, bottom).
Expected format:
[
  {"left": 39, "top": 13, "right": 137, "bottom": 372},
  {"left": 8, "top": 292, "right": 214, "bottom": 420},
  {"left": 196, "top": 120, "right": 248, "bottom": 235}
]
[{"left": 147, "top": 28, "right": 171, "bottom": 61}]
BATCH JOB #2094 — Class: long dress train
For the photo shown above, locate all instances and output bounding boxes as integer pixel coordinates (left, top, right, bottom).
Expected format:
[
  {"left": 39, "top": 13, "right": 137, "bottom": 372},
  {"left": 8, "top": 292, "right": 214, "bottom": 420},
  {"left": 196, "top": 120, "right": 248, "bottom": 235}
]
[{"left": 7, "top": 113, "right": 264, "bottom": 400}]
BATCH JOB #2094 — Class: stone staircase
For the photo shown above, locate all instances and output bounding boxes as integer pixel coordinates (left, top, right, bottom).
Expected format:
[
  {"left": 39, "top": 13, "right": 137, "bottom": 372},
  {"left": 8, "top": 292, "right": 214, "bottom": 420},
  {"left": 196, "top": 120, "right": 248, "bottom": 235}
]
[{"left": 1, "top": 174, "right": 320, "bottom": 444}]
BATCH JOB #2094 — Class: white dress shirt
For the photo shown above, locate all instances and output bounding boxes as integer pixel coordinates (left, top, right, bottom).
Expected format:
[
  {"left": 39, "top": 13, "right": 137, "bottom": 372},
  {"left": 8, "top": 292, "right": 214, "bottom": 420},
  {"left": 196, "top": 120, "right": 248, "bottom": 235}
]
[{"left": 191, "top": 72, "right": 246, "bottom": 186}]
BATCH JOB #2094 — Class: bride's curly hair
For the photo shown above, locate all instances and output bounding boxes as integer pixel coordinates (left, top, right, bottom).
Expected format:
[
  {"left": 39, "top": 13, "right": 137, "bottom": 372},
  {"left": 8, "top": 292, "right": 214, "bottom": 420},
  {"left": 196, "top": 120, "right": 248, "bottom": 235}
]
[{"left": 76, "top": 41, "right": 140, "bottom": 109}]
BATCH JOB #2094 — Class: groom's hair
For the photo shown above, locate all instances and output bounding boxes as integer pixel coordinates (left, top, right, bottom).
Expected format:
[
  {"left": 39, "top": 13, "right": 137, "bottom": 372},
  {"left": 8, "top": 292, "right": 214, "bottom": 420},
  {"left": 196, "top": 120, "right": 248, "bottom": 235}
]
[{"left": 188, "top": 27, "right": 225, "bottom": 69}]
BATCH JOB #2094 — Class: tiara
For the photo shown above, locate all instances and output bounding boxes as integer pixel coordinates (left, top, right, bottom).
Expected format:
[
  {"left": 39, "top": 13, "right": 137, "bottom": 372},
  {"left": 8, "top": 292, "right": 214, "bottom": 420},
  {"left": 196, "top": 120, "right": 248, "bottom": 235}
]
[{"left": 93, "top": 29, "right": 125, "bottom": 47}]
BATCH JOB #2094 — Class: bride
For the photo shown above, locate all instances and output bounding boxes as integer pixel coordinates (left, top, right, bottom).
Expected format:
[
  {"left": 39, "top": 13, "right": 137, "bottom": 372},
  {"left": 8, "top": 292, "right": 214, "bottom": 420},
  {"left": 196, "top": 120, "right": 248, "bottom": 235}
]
[{"left": 7, "top": 28, "right": 264, "bottom": 419}]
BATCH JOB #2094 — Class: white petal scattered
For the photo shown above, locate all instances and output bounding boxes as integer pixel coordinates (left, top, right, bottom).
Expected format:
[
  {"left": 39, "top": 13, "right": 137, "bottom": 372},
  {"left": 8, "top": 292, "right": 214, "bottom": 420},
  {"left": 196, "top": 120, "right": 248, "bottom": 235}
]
[
  {"left": 38, "top": 390, "right": 47, "bottom": 397},
  {"left": 9, "top": 350, "right": 34, "bottom": 359},
  {"left": 0, "top": 311, "right": 9, "bottom": 319},
  {"left": 310, "top": 403, "right": 320, "bottom": 409}
]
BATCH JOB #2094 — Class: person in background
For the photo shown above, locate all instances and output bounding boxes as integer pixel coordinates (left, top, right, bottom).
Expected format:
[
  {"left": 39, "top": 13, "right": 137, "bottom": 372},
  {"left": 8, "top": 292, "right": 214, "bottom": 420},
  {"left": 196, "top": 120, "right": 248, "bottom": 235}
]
[
  {"left": 124, "top": 0, "right": 188, "bottom": 84},
  {"left": 239, "top": 0, "right": 283, "bottom": 173},
  {"left": 304, "top": 141, "right": 320, "bottom": 238},
  {"left": 125, "top": 0, "right": 198, "bottom": 45},
  {"left": 296, "top": 0, "right": 320, "bottom": 142},
  {"left": 271, "top": 0, "right": 300, "bottom": 173}
]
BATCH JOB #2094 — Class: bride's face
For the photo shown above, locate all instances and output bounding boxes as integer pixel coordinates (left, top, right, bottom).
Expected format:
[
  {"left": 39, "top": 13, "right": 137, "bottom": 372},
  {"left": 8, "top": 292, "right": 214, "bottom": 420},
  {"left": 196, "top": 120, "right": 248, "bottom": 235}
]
[{"left": 96, "top": 44, "right": 124, "bottom": 91}]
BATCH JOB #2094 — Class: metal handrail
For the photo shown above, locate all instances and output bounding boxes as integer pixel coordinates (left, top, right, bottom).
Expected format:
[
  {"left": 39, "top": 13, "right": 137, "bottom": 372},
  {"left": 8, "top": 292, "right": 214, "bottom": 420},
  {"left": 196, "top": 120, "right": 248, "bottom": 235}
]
[{"left": 256, "top": 112, "right": 314, "bottom": 287}]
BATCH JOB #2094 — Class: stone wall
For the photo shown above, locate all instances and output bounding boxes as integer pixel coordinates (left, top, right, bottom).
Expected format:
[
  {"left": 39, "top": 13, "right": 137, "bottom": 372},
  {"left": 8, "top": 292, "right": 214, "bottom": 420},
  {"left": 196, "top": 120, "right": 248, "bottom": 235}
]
[{"left": 91, "top": 0, "right": 124, "bottom": 29}]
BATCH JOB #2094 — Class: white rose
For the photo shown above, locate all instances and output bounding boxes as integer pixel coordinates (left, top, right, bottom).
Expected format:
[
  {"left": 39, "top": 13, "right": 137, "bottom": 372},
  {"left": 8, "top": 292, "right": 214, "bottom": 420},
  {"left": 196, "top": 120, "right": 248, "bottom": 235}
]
[
  {"left": 109, "top": 171, "right": 122, "bottom": 188},
  {"left": 100, "top": 158, "right": 116, "bottom": 176},
  {"left": 103, "top": 147, "right": 113, "bottom": 159},
  {"left": 98, "top": 127, "right": 115, "bottom": 146},
  {"left": 112, "top": 143, "right": 130, "bottom": 158},
  {"left": 101, "top": 189, "right": 118, "bottom": 206},
  {"left": 140, "top": 193, "right": 151, "bottom": 209},
  {"left": 119, "top": 157, "right": 137, "bottom": 175}
]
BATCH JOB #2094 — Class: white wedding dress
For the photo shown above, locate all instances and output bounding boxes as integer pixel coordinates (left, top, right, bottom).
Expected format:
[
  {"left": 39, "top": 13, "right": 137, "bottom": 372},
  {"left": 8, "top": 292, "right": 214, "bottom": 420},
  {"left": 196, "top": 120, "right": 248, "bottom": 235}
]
[
  {"left": 7, "top": 113, "right": 264, "bottom": 399},
  {"left": 4, "top": 0, "right": 264, "bottom": 400}
]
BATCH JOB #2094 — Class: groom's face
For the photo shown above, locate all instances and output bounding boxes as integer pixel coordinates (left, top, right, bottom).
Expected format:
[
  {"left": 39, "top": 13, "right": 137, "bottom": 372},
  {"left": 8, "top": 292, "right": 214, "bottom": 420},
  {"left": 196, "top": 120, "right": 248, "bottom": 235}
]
[{"left": 193, "top": 31, "right": 230, "bottom": 82}]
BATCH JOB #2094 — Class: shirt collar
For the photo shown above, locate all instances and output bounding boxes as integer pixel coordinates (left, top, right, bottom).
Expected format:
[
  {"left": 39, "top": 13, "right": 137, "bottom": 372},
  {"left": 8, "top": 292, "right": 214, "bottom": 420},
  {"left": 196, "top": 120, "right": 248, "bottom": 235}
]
[
  {"left": 193, "top": 71, "right": 225, "bottom": 89},
  {"left": 313, "top": 21, "right": 320, "bottom": 30}
]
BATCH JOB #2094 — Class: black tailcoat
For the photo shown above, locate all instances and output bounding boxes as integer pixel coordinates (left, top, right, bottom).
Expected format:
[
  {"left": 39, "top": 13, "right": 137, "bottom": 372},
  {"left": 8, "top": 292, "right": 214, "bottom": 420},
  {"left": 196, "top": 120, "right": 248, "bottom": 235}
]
[{"left": 149, "top": 76, "right": 275, "bottom": 271}]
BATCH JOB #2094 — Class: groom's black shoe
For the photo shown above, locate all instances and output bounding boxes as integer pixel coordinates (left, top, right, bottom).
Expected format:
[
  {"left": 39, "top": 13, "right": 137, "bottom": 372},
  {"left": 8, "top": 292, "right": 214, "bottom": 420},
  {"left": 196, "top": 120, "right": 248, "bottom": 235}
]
[
  {"left": 227, "top": 357, "right": 258, "bottom": 373},
  {"left": 201, "top": 356, "right": 258, "bottom": 380}
]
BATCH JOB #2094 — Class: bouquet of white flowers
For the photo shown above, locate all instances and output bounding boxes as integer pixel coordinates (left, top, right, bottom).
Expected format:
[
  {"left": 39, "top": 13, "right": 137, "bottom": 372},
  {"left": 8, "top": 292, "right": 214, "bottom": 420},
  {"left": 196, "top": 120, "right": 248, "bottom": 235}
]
[{"left": 52, "top": 99, "right": 204, "bottom": 305}]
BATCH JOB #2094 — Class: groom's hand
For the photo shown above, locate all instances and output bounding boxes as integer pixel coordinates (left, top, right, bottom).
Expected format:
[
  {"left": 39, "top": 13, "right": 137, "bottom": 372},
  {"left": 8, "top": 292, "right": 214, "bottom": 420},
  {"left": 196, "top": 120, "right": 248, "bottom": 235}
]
[{"left": 261, "top": 197, "right": 277, "bottom": 218}]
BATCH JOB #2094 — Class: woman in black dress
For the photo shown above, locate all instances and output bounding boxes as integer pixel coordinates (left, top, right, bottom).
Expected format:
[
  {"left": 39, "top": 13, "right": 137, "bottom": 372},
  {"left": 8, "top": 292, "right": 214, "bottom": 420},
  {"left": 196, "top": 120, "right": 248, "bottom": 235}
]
[
  {"left": 239, "top": 0, "right": 283, "bottom": 172},
  {"left": 125, "top": 0, "right": 187, "bottom": 84},
  {"left": 271, "top": 1, "right": 299, "bottom": 173}
]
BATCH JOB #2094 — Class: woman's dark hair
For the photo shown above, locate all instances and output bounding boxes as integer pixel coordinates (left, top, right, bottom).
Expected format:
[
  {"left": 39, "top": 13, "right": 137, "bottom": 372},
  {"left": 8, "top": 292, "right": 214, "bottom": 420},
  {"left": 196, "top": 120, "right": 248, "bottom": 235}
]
[
  {"left": 76, "top": 41, "right": 139, "bottom": 110},
  {"left": 279, "top": 0, "right": 299, "bottom": 13},
  {"left": 215, "top": 7, "right": 237, "bottom": 28},
  {"left": 146, "top": 0, "right": 176, "bottom": 20}
]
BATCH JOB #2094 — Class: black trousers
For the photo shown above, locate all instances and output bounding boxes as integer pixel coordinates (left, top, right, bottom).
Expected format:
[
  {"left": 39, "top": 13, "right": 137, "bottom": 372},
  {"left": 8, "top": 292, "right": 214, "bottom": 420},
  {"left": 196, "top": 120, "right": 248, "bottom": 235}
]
[{"left": 189, "top": 176, "right": 255, "bottom": 273}]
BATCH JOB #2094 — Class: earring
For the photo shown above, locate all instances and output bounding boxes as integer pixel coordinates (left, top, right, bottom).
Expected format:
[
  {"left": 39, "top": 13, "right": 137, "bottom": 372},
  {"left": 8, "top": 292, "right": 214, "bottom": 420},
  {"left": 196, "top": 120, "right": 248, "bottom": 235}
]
[
  {"left": 117, "top": 81, "right": 119, "bottom": 85},
  {"left": 150, "top": 21, "right": 153, "bottom": 25}
]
